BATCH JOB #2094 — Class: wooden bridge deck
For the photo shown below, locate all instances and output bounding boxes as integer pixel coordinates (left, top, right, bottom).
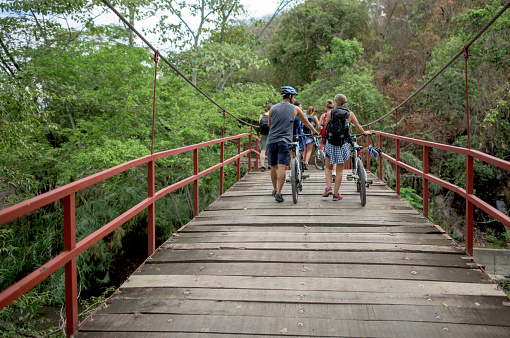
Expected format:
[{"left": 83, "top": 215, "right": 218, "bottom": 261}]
[{"left": 75, "top": 169, "right": 510, "bottom": 337}]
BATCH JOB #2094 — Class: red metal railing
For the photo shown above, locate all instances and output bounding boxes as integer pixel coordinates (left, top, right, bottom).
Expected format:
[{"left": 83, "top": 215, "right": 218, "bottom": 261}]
[
  {"left": 0, "top": 133, "right": 259, "bottom": 337},
  {"left": 371, "top": 131, "right": 510, "bottom": 256}
]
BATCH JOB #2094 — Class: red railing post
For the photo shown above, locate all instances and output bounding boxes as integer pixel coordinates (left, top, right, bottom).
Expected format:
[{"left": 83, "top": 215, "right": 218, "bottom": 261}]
[
  {"left": 220, "top": 141, "right": 225, "bottom": 195},
  {"left": 148, "top": 159, "right": 155, "bottom": 254},
  {"left": 379, "top": 134, "right": 383, "bottom": 180},
  {"left": 248, "top": 133, "right": 252, "bottom": 173},
  {"left": 466, "top": 154, "right": 474, "bottom": 256},
  {"left": 255, "top": 137, "right": 259, "bottom": 170},
  {"left": 193, "top": 149, "right": 199, "bottom": 217},
  {"left": 423, "top": 146, "right": 429, "bottom": 219},
  {"left": 237, "top": 138, "right": 241, "bottom": 182},
  {"left": 367, "top": 130, "right": 371, "bottom": 172},
  {"left": 396, "top": 137, "right": 400, "bottom": 196},
  {"left": 64, "top": 193, "right": 78, "bottom": 337}
]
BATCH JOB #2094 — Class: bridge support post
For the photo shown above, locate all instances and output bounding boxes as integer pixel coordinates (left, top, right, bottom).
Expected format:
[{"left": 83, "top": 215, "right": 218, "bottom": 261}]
[
  {"left": 194, "top": 149, "right": 199, "bottom": 217},
  {"left": 396, "top": 138, "right": 400, "bottom": 196},
  {"left": 466, "top": 155, "right": 474, "bottom": 256},
  {"left": 367, "top": 131, "right": 371, "bottom": 172},
  {"left": 237, "top": 138, "right": 241, "bottom": 182},
  {"left": 64, "top": 193, "right": 78, "bottom": 337},
  {"left": 378, "top": 134, "right": 383, "bottom": 180},
  {"left": 248, "top": 134, "right": 252, "bottom": 173},
  {"left": 148, "top": 159, "right": 155, "bottom": 254},
  {"left": 423, "top": 146, "right": 429, "bottom": 219},
  {"left": 220, "top": 141, "right": 224, "bottom": 195},
  {"left": 255, "top": 138, "right": 259, "bottom": 170}
]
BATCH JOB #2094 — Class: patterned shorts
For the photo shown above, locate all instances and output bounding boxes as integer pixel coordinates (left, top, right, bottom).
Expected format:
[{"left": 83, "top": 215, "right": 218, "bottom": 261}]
[{"left": 325, "top": 141, "right": 351, "bottom": 164}]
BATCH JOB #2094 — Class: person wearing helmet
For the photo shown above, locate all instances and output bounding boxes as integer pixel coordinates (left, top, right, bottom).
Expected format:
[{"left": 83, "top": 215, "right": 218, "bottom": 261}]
[{"left": 266, "top": 86, "right": 318, "bottom": 202}]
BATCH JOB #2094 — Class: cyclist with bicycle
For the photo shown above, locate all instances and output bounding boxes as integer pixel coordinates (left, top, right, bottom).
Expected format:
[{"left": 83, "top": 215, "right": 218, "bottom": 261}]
[
  {"left": 266, "top": 86, "right": 318, "bottom": 202},
  {"left": 322, "top": 93, "right": 371, "bottom": 201}
]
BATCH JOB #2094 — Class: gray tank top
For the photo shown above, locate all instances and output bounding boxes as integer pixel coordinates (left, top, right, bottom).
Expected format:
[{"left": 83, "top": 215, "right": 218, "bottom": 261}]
[{"left": 266, "top": 102, "right": 295, "bottom": 145}]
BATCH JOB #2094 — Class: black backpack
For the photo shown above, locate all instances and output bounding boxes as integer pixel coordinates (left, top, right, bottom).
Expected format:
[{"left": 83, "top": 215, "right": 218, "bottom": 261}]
[
  {"left": 326, "top": 107, "right": 350, "bottom": 146},
  {"left": 259, "top": 114, "right": 269, "bottom": 135},
  {"left": 302, "top": 115, "right": 314, "bottom": 134}
]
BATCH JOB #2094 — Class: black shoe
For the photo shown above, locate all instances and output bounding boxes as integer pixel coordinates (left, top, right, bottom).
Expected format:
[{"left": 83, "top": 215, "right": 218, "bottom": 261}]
[
  {"left": 272, "top": 190, "right": 277, "bottom": 197},
  {"left": 275, "top": 193, "right": 284, "bottom": 202},
  {"left": 261, "top": 166, "right": 266, "bottom": 172}
]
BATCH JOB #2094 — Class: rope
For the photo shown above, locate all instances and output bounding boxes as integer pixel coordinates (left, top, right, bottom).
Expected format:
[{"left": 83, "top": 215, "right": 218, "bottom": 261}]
[
  {"left": 151, "top": 51, "right": 160, "bottom": 155},
  {"left": 363, "top": 0, "right": 510, "bottom": 127},
  {"left": 100, "top": 0, "right": 258, "bottom": 129}
]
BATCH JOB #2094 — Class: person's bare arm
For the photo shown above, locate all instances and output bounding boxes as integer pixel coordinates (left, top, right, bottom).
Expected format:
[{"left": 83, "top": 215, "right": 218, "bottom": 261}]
[
  {"left": 348, "top": 112, "right": 370, "bottom": 135},
  {"left": 259, "top": 113, "right": 263, "bottom": 122},
  {"left": 267, "top": 109, "right": 272, "bottom": 129},
  {"left": 296, "top": 107, "right": 318, "bottom": 135}
]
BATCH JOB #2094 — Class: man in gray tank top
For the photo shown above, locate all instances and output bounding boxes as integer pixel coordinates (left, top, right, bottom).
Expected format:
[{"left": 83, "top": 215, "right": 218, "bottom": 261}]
[{"left": 267, "top": 86, "right": 318, "bottom": 202}]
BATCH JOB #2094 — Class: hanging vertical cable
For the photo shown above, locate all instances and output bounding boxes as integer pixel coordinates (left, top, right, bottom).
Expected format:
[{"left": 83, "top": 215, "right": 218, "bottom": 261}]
[
  {"left": 463, "top": 46, "right": 471, "bottom": 149},
  {"left": 151, "top": 51, "right": 160, "bottom": 155}
]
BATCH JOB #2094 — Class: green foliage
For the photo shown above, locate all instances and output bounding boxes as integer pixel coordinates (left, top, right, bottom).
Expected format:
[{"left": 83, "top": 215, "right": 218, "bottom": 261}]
[
  {"left": 267, "top": 0, "right": 370, "bottom": 85},
  {"left": 0, "top": 290, "right": 57, "bottom": 337},
  {"left": 400, "top": 187, "right": 423, "bottom": 211},
  {"left": 318, "top": 37, "right": 364, "bottom": 76}
]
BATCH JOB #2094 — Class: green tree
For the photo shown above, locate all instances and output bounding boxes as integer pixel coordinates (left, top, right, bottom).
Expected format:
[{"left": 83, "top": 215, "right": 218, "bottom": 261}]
[{"left": 267, "top": 0, "right": 370, "bottom": 86}]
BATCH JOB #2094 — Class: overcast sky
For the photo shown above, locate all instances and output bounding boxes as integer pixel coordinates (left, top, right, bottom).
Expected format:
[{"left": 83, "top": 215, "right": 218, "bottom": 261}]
[{"left": 89, "top": 0, "right": 293, "bottom": 51}]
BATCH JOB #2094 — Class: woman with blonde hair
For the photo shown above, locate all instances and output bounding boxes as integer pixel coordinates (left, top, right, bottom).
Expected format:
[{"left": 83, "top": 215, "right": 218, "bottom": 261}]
[{"left": 322, "top": 93, "right": 371, "bottom": 201}]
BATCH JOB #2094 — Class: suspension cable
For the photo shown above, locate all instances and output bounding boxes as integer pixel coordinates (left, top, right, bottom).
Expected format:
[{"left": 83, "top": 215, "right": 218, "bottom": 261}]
[
  {"left": 363, "top": 0, "right": 510, "bottom": 127},
  {"left": 101, "top": 0, "right": 257, "bottom": 128}
]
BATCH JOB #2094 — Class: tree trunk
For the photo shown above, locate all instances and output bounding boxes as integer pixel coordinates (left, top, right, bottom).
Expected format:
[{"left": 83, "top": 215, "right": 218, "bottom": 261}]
[{"left": 129, "top": 5, "right": 135, "bottom": 47}]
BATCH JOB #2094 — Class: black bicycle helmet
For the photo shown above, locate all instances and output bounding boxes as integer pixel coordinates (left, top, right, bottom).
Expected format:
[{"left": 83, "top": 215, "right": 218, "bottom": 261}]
[{"left": 281, "top": 86, "right": 298, "bottom": 96}]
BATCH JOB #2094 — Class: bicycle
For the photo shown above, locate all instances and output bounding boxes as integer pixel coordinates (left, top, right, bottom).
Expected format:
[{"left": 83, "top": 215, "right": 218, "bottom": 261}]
[
  {"left": 288, "top": 133, "right": 313, "bottom": 204},
  {"left": 313, "top": 136, "right": 326, "bottom": 170},
  {"left": 346, "top": 133, "right": 374, "bottom": 206}
]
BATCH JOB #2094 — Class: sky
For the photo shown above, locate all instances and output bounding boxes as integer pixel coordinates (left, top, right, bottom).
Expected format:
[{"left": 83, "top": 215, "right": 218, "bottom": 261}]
[{"left": 89, "top": 0, "right": 292, "bottom": 52}]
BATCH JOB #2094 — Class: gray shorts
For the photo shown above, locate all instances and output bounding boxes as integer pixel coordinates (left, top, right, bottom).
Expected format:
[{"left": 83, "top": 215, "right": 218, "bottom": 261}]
[{"left": 259, "top": 134, "right": 268, "bottom": 151}]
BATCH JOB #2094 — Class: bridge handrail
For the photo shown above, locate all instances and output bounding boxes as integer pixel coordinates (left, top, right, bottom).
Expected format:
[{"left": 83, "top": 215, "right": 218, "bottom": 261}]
[
  {"left": 0, "top": 132, "right": 260, "bottom": 336},
  {"left": 370, "top": 131, "right": 510, "bottom": 256}
]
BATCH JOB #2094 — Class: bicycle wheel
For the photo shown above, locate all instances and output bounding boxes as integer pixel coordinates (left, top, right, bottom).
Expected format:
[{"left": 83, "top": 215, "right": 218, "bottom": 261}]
[
  {"left": 314, "top": 148, "right": 326, "bottom": 170},
  {"left": 356, "top": 158, "right": 367, "bottom": 206},
  {"left": 291, "top": 158, "right": 299, "bottom": 204}
]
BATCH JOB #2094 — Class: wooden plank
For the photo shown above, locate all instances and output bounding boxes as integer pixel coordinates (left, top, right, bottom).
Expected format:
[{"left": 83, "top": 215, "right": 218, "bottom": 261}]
[
  {"left": 171, "top": 232, "right": 452, "bottom": 246},
  {"left": 98, "top": 298, "right": 510, "bottom": 326},
  {"left": 121, "top": 275, "right": 504, "bottom": 297},
  {"left": 139, "top": 262, "right": 490, "bottom": 283},
  {"left": 160, "top": 240, "right": 463, "bottom": 254},
  {"left": 113, "top": 287, "right": 508, "bottom": 309},
  {"left": 76, "top": 313, "right": 510, "bottom": 337},
  {"left": 181, "top": 225, "right": 440, "bottom": 233}
]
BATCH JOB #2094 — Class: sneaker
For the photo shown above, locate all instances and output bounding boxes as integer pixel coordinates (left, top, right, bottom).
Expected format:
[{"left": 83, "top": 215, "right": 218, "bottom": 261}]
[
  {"left": 260, "top": 166, "right": 266, "bottom": 172},
  {"left": 272, "top": 190, "right": 277, "bottom": 197},
  {"left": 333, "top": 194, "right": 343, "bottom": 201},
  {"left": 275, "top": 193, "right": 284, "bottom": 202},
  {"left": 322, "top": 187, "right": 333, "bottom": 197},
  {"left": 304, "top": 162, "right": 308, "bottom": 170}
]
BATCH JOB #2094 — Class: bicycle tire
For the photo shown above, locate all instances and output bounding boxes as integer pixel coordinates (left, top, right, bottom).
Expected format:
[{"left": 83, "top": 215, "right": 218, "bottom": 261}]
[
  {"left": 357, "top": 158, "right": 367, "bottom": 206},
  {"left": 291, "top": 158, "right": 299, "bottom": 204},
  {"left": 314, "top": 149, "right": 326, "bottom": 170}
]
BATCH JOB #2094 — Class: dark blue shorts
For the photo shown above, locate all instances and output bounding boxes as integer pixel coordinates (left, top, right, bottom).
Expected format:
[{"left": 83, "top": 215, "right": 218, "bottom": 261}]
[{"left": 266, "top": 141, "right": 291, "bottom": 166}]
